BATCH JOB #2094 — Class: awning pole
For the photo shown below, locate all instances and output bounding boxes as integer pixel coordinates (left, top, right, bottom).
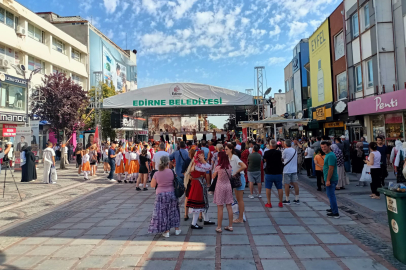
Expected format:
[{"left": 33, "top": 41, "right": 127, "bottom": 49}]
[{"left": 274, "top": 124, "right": 277, "bottom": 140}]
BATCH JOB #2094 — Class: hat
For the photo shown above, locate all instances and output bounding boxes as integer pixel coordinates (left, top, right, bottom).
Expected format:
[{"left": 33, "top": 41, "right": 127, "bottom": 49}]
[
  {"left": 340, "top": 135, "right": 345, "bottom": 139},
  {"left": 6, "top": 141, "right": 12, "bottom": 145}
]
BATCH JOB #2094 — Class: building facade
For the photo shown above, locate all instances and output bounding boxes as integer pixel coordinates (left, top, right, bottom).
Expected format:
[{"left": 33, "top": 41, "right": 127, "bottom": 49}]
[
  {"left": 0, "top": 0, "right": 88, "bottom": 147},
  {"left": 345, "top": 0, "right": 406, "bottom": 143},
  {"left": 37, "top": 12, "right": 137, "bottom": 92}
]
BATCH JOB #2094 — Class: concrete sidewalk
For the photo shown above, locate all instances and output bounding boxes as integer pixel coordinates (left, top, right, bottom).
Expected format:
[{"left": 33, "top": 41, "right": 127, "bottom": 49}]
[{"left": 0, "top": 180, "right": 401, "bottom": 270}]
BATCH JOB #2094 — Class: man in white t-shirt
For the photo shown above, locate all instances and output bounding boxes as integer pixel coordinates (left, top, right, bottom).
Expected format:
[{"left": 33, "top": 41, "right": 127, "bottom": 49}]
[
  {"left": 152, "top": 143, "right": 169, "bottom": 171},
  {"left": 282, "top": 139, "right": 299, "bottom": 205},
  {"left": 43, "top": 142, "right": 56, "bottom": 184}
]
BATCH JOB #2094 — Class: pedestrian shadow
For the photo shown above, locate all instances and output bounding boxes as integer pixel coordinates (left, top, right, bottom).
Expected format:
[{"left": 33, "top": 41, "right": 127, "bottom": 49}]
[{"left": 0, "top": 250, "right": 23, "bottom": 270}]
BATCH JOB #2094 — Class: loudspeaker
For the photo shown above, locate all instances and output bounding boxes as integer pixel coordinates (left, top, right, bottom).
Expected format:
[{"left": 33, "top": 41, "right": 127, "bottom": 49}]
[
  {"left": 236, "top": 111, "right": 248, "bottom": 123},
  {"left": 111, "top": 111, "right": 122, "bottom": 128}
]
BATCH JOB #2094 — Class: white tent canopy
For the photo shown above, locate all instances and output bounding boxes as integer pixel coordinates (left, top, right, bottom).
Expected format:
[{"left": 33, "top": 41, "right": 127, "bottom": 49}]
[{"left": 103, "top": 83, "right": 254, "bottom": 115}]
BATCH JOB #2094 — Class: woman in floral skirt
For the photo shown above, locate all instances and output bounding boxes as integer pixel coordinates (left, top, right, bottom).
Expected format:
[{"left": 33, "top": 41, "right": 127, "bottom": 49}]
[{"left": 148, "top": 155, "right": 181, "bottom": 238}]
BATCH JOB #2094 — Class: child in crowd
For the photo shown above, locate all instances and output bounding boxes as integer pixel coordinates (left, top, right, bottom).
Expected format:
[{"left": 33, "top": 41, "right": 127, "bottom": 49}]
[
  {"left": 115, "top": 148, "right": 125, "bottom": 183},
  {"left": 82, "top": 149, "right": 91, "bottom": 180}
]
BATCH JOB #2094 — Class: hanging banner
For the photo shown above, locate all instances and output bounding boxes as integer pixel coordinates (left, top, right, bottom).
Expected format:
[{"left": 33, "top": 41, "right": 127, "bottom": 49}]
[
  {"left": 242, "top": 128, "right": 248, "bottom": 142},
  {"left": 14, "top": 127, "right": 31, "bottom": 171},
  {"left": 30, "top": 121, "right": 39, "bottom": 156},
  {"left": 3, "top": 124, "right": 17, "bottom": 137}
]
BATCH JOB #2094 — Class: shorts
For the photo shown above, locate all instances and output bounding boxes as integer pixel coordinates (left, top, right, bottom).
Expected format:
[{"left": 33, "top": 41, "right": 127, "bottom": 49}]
[
  {"left": 248, "top": 171, "right": 261, "bottom": 184},
  {"left": 265, "top": 174, "right": 283, "bottom": 189},
  {"left": 283, "top": 173, "right": 298, "bottom": 184},
  {"left": 235, "top": 174, "right": 246, "bottom": 191},
  {"left": 103, "top": 157, "right": 109, "bottom": 163}
]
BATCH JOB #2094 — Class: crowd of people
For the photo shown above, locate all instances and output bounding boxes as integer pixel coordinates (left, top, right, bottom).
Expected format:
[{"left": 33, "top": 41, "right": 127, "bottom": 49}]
[{"left": 24, "top": 131, "right": 405, "bottom": 238}]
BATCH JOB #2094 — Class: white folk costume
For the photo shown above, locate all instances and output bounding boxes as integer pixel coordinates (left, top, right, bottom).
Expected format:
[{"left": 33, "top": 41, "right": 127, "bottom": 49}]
[
  {"left": 115, "top": 152, "right": 124, "bottom": 181},
  {"left": 82, "top": 153, "right": 91, "bottom": 180}
]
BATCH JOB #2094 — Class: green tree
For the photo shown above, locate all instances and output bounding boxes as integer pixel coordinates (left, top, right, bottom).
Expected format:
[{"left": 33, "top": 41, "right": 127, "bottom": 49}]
[
  {"left": 82, "top": 81, "right": 117, "bottom": 140},
  {"left": 209, "top": 123, "right": 217, "bottom": 130}
]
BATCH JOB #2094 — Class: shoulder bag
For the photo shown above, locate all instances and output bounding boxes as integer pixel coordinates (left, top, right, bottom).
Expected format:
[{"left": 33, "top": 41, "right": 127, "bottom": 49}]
[
  {"left": 172, "top": 169, "right": 185, "bottom": 198},
  {"left": 283, "top": 149, "right": 296, "bottom": 168},
  {"left": 224, "top": 168, "right": 242, "bottom": 189}
]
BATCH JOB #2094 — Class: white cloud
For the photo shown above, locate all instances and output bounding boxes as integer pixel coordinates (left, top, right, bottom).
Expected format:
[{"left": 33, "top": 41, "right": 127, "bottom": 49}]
[
  {"left": 241, "top": 17, "right": 250, "bottom": 26},
  {"left": 268, "top": 57, "right": 286, "bottom": 65},
  {"left": 141, "top": 0, "right": 164, "bottom": 15},
  {"left": 269, "top": 14, "right": 285, "bottom": 26},
  {"left": 270, "top": 44, "right": 286, "bottom": 51},
  {"left": 103, "top": 0, "right": 119, "bottom": 14},
  {"left": 251, "top": 29, "right": 266, "bottom": 38},
  {"left": 106, "top": 29, "right": 114, "bottom": 39},
  {"left": 269, "top": 25, "right": 281, "bottom": 37},
  {"left": 79, "top": 0, "right": 93, "bottom": 12},
  {"left": 288, "top": 21, "right": 308, "bottom": 38},
  {"left": 84, "top": 16, "right": 101, "bottom": 28},
  {"left": 173, "top": 0, "right": 198, "bottom": 19}
]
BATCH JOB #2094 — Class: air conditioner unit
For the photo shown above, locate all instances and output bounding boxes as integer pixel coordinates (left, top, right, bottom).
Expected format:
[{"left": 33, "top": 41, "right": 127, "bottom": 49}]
[
  {"left": 16, "top": 26, "right": 26, "bottom": 36},
  {"left": 0, "top": 59, "right": 10, "bottom": 69}
]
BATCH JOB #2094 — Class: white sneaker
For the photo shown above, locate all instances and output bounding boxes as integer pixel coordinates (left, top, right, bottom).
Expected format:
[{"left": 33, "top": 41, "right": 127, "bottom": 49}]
[
  {"left": 51, "top": 182, "right": 57, "bottom": 184},
  {"left": 162, "top": 232, "right": 170, "bottom": 238},
  {"left": 77, "top": 174, "right": 81, "bottom": 177},
  {"left": 248, "top": 195, "right": 255, "bottom": 199},
  {"left": 257, "top": 194, "right": 262, "bottom": 198},
  {"left": 175, "top": 229, "right": 182, "bottom": 235},
  {"left": 109, "top": 179, "right": 117, "bottom": 183}
]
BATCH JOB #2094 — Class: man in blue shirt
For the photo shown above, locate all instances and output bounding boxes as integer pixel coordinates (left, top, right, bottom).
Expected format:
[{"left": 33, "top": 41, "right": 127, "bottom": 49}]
[
  {"left": 321, "top": 141, "right": 340, "bottom": 219},
  {"left": 107, "top": 141, "right": 117, "bottom": 182},
  {"left": 169, "top": 141, "right": 189, "bottom": 178}
]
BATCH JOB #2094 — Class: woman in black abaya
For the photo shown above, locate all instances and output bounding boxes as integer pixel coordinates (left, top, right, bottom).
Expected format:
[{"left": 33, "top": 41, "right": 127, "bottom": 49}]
[{"left": 21, "top": 147, "right": 37, "bottom": 182}]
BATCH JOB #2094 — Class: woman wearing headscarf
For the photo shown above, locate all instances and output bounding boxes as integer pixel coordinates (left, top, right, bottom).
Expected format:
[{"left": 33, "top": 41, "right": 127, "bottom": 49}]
[
  {"left": 331, "top": 144, "right": 348, "bottom": 190},
  {"left": 352, "top": 142, "right": 367, "bottom": 186},
  {"left": 390, "top": 140, "right": 403, "bottom": 166},
  {"left": 21, "top": 146, "right": 37, "bottom": 182},
  {"left": 394, "top": 142, "right": 406, "bottom": 183}
]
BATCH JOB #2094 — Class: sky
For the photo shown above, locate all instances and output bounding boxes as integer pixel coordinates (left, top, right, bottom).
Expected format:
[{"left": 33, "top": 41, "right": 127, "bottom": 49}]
[{"left": 19, "top": 0, "right": 341, "bottom": 128}]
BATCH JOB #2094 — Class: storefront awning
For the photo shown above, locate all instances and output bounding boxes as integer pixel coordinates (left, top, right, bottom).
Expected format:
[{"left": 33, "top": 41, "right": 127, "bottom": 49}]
[{"left": 102, "top": 83, "right": 254, "bottom": 116}]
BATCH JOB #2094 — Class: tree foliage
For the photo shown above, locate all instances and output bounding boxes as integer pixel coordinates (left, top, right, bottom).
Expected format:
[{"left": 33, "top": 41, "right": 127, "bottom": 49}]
[
  {"left": 209, "top": 123, "right": 217, "bottom": 130},
  {"left": 82, "top": 81, "right": 117, "bottom": 140},
  {"left": 30, "top": 72, "right": 89, "bottom": 139}
]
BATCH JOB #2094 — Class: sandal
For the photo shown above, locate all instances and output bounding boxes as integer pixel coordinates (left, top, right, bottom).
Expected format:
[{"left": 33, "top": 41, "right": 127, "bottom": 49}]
[
  {"left": 215, "top": 227, "right": 222, "bottom": 233},
  {"left": 224, "top": 226, "right": 233, "bottom": 232},
  {"left": 233, "top": 219, "right": 243, "bottom": 223}
]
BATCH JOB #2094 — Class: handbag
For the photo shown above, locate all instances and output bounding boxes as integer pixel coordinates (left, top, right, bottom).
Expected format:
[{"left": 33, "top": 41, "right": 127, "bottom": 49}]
[
  {"left": 208, "top": 175, "right": 218, "bottom": 192},
  {"left": 172, "top": 169, "right": 185, "bottom": 198},
  {"left": 360, "top": 164, "right": 372, "bottom": 182},
  {"left": 225, "top": 168, "right": 242, "bottom": 189},
  {"left": 50, "top": 165, "right": 57, "bottom": 182}
]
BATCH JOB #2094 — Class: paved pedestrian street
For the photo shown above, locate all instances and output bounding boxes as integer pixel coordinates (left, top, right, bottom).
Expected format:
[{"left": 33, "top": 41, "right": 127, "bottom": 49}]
[{"left": 0, "top": 170, "right": 402, "bottom": 270}]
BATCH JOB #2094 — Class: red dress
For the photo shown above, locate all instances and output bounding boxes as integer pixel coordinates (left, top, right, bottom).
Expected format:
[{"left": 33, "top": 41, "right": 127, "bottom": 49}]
[
  {"left": 186, "top": 170, "right": 206, "bottom": 211},
  {"left": 241, "top": 149, "right": 249, "bottom": 182}
]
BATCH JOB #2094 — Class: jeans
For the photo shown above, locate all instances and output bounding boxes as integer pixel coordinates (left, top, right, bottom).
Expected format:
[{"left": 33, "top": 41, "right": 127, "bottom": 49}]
[
  {"left": 344, "top": 160, "right": 351, "bottom": 172},
  {"left": 312, "top": 159, "right": 316, "bottom": 177},
  {"left": 326, "top": 182, "right": 338, "bottom": 215},
  {"left": 108, "top": 159, "right": 116, "bottom": 180}
]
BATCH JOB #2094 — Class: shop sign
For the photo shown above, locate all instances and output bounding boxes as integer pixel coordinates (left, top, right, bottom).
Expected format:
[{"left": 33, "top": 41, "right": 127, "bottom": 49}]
[
  {"left": 0, "top": 112, "right": 27, "bottom": 122},
  {"left": 3, "top": 124, "right": 17, "bottom": 136},
  {"left": 324, "top": 122, "right": 344, "bottom": 128},
  {"left": 0, "top": 73, "right": 28, "bottom": 87},
  {"left": 385, "top": 113, "right": 402, "bottom": 124},
  {"left": 136, "top": 130, "right": 148, "bottom": 135},
  {"left": 133, "top": 98, "right": 223, "bottom": 107},
  {"left": 348, "top": 89, "right": 406, "bottom": 116},
  {"left": 312, "top": 104, "right": 333, "bottom": 122}
]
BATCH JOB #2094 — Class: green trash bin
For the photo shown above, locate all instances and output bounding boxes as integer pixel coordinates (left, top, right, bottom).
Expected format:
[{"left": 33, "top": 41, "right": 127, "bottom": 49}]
[{"left": 378, "top": 187, "right": 406, "bottom": 264}]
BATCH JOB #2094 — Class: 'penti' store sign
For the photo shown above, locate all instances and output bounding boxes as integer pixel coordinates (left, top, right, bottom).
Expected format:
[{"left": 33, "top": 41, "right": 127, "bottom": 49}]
[{"left": 103, "top": 83, "right": 253, "bottom": 109}]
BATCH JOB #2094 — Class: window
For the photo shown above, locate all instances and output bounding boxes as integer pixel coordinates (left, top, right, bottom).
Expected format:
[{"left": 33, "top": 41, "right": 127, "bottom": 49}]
[
  {"left": 53, "top": 66, "right": 66, "bottom": 74},
  {"left": 287, "top": 103, "right": 290, "bottom": 114},
  {"left": 71, "top": 48, "right": 81, "bottom": 62},
  {"left": 28, "top": 23, "right": 44, "bottom": 43},
  {"left": 28, "top": 56, "right": 45, "bottom": 74},
  {"left": 367, "top": 60, "right": 373, "bottom": 87},
  {"left": 0, "top": 82, "right": 25, "bottom": 112},
  {"left": 291, "top": 101, "right": 295, "bottom": 113},
  {"left": 72, "top": 74, "right": 81, "bottom": 85},
  {"left": 352, "top": 13, "right": 359, "bottom": 38},
  {"left": 52, "top": 38, "right": 65, "bottom": 54},
  {"left": 0, "top": 8, "right": 16, "bottom": 28},
  {"left": 285, "top": 80, "right": 289, "bottom": 92},
  {"left": 336, "top": 72, "right": 347, "bottom": 99},
  {"left": 0, "top": 46, "right": 18, "bottom": 65},
  {"left": 364, "top": 4, "right": 370, "bottom": 28},
  {"left": 334, "top": 31, "right": 345, "bottom": 60},
  {"left": 355, "top": 65, "right": 362, "bottom": 92}
]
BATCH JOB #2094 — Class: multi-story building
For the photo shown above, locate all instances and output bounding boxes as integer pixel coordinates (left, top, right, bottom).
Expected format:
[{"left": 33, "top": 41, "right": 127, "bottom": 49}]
[
  {"left": 0, "top": 0, "right": 88, "bottom": 146},
  {"left": 38, "top": 12, "right": 137, "bottom": 92},
  {"left": 292, "top": 39, "right": 310, "bottom": 119},
  {"left": 284, "top": 61, "right": 295, "bottom": 116},
  {"left": 345, "top": 0, "right": 406, "bottom": 143}
]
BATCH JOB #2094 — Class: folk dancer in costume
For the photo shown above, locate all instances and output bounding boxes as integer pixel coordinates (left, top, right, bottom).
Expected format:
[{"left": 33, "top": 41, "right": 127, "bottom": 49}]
[
  {"left": 186, "top": 150, "right": 216, "bottom": 229},
  {"left": 115, "top": 148, "right": 125, "bottom": 183},
  {"left": 124, "top": 144, "right": 132, "bottom": 183},
  {"left": 82, "top": 150, "right": 91, "bottom": 180},
  {"left": 128, "top": 145, "right": 140, "bottom": 183}
]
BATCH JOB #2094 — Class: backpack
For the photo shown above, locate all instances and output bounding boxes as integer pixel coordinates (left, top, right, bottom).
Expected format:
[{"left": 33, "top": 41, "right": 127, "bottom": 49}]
[{"left": 172, "top": 169, "right": 185, "bottom": 198}]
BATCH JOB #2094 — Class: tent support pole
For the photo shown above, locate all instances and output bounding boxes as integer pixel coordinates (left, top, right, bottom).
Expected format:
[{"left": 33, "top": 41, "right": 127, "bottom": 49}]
[{"left": 274, "top": 124, "right": 277, "bottom": 140}]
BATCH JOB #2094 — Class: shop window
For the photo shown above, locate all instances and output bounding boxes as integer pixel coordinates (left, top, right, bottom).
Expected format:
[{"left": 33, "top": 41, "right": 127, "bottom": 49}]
[
  {"left": 0, "top": 83, "right": 25, "bottom": 112},
  {"left": 352, "top": 13, "right": 359, "bottom": 38},
  {"left": 385, "top": 113, "right": 403, "bottom": 141},
  {"left": 355, "top": 65, "right": 362, "bottom": 92},
  {"left": 371, "top": 115, "right": 385, "bottom": 140}
]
